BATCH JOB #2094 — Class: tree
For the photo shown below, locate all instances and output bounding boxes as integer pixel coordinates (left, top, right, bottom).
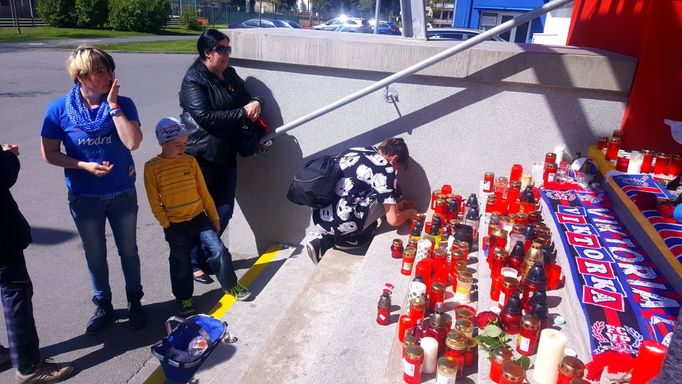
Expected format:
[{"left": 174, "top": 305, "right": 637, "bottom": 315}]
[
  {"left": 37, "top": 0, "right": 77, "bottom": 28},
  {"left": 75, "top": 0, "right": 108, "bottom": 29},
  {"left": 108, "top": 0, "right": 171, "bottom": 32}
]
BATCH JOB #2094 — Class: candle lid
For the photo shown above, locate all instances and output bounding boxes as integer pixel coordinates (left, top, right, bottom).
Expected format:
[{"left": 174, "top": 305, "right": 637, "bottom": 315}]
[
  {"left": 501, "top": 361, "right": 525, "bottom": 382},
  {"left": 559, "top": 356, "right": 585, "bottom": 377},
  {"left": 457, "top": 272, "right": 474, "bottom": 284},
  {"left": 510, "top": 241, "right": 525, "bottom": 259},
  {"left": 403, "top": 247, "right": 416, "bottom": 256},
  {"left": 437, "top": 356, "right": 458, "bottom": 374},
  {"left": 492, "top": 228, "right": 508, "bottom": 239},
  {"left": 410, "top": 297, "right": 425, "bottom": 309},
  {"left": 458, "top": 241, "right": 470, "bottom": 251},
  {"left": 455, "top": 318, "right": 473, "bottom": 332},
  {"left": 521, "top": 315, "right": 541, "bottom": 330},
  {"left": 492, "top": 347, "right": 513, "bottom": 363},
  {"left": 502, "top": 276, "right": 519, "bottom": 289},
  {"left": 431, "top": 282, "right": 446, "bottom": 294},
  {"left": 608, "top": 137, "right": 621, "bottom": 142},
  {"left": 511, "top": 224, "right": 525, "bottom": 234},
  {"left": 403, "top": 334, "right": 418, "bottom": 348},
  {"left": 451, "top": 249, "right": 465, "bottom": 261},
  {"left": 405, "top": 345, "right": 424, "bottom": 360},
  {"left": 493, "top": 248, "right": 507, "bottom": 261},
  {"left": 525, "top": 263, "right": 547, "bottom": 285},
  {"left": 466, "top": 337, "right": 477, "bottom": 351},
  {"left": 445, "top": 331, "right": 467, "bottom": 350},
  {"left": 392, "top": 239, "right": 403, "bottom": 247},
  {"left": 456, "top": 306, "right": 475, "bottom": 320},
  {"left": 434, "top": 248, "right": 447, "bottom": 259}
]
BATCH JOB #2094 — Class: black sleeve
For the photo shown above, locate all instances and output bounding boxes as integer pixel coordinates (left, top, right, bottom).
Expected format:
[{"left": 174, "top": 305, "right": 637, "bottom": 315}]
[
  {"left": 226, "top": 67, "right": 265, "bottom": 110},
  {"left": 179, "top": 75, "right": 246, "bottom": 140},
  {"left": 0, "top": 150, "right": 20, "bottom": 190}
]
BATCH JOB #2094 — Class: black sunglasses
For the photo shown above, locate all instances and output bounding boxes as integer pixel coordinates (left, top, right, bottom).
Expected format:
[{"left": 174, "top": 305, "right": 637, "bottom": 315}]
[{"left": 214, "top": 45, "right": 232, "bottom": 54}]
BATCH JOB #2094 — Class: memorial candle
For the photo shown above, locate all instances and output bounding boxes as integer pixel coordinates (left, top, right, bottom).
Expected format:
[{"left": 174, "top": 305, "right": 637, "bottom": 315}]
[
  {"left": 630, "top": 340, "right": 667, "bottom": 384},
  {"left": 557, "top": 356, "right": 585, "bottom": 384},
  {"left": 398, "top": 314, "right": 414, "bottom": 342},
  {"left": 483, "top": 171, "right": 495, "bottom": 193},
  {"left": 420, "top": 337, "right": 439, "bottom": 374},
  {"left": 489, "top": 347, "right": 513, "bottom": 383},
  {"left": 436, "top": 356, "right": 458, "bottom": 384},
  {"left": 532, "top": 328, "right": 567, "bottom": 384},
  {"left": 401, "top": 247, "right": 416, "bottom": 276},
  {"left": 403, "top": 345, "right": 424, "bottom": 384},
  {"left": 641, "top": 150, "right": 655, "bottom": 173},
  {"left": 605, "top": 137, "right": 621, "bottom": 161}
]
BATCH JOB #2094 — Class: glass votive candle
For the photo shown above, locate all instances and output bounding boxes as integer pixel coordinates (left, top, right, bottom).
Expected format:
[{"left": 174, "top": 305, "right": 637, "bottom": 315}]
[
  {"left": 401, "top": 248, "right": 417, "bottom": 276},
  {"left": 431, "top": 189, "right": 442, "bottom": 210},
  {"left": 455, "top": 272, "right": 474, "bottom": 298},
  {"left": 500, "top": 361, "right": 525, "bottom": 384},
  {"left": 455, "top": 305, "right": 476, "bottom": 321},
  {"left": 509, "top": 164, "right": 523, "bottom": 182},
  {"left": 441, "top": 184, "right": 453, "bottom": 195},
  {"left": 557, "top": 356, "right": 586, "bottom": 384},
  {"left": 464, "top": 337, "right": 477, "bottom": 367},
  {"left": 596, "top": 136, "right": 608, "bottom": 150},
  {"left": 605, "top": 137, "right": 621, "bottom": 161},
  {"left": 615, "top": 155, "right": 630, "bottom": 172},
  {"left": 398, "top": 314, "right": 414, "bottom": 342},
  {"left": 627, "top": 151, "right": 643, "bottom": 173},
  {"left": 436, "top": 356, "right": 458, "bottom": 384},
  {"left": 429, "top": 282, "right": 446, "bottom": 313},
  {"left": 630, "top": 340, "right": 667, "bottom": 384},
  {"left": 654, "top": 153, "right": 672, "bottom": 175},
  {"left": 409, "top": 297, "right": 426, "bottom": 322},
  {"left": 495, "top": 176, "right": 509, "bottom": 197},
  {"left": 498, "top": 276, "right": 519, "bottom": 309},
  {"left": 669, "top": 154, "right": 681, "bottom": 176},
  {"left": 545, "top": 263, "right": 563, "bottom": 290},
  {"left": 491, "top": 267, "right": 518, "bottom": 302},
  {"left": 483, "top": 171, "right": 495, "bottom": 193},
  {"left": 641, "top": 150, "right": 655, "bottom": 173},
  {"left": 489, "top": 347, "right": 514, "bottom": 383},
  {"left": 455, "top": 318, "right": 474, "bottom": 338}
]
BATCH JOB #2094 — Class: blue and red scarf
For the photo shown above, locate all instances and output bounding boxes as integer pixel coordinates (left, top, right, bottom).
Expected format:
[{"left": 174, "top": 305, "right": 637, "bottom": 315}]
[{"left": 541, "top": 187, "right": 680, "bottom": 356}]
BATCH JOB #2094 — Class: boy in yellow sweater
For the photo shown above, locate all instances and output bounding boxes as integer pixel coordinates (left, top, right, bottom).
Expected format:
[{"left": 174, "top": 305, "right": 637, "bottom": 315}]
[{"left": 144, "top": 117, "right": 251, "bottom": 316}]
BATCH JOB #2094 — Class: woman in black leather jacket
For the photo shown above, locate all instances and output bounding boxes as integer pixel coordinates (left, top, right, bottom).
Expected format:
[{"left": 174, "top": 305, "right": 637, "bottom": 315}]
[{"left": 179, "top": 29, "right": 264, "bottom": 283}]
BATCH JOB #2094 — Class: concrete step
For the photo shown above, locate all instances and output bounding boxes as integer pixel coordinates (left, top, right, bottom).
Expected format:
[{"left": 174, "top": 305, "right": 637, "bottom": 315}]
[
  {"left": 238, "top": 244, "right": 368, "bottom": 383},
  {"left": 192, "top": 243, "right": 316, "bottom": 384},
  {"left": 305, "top": 232, "right": 412, "bottom": 383}
]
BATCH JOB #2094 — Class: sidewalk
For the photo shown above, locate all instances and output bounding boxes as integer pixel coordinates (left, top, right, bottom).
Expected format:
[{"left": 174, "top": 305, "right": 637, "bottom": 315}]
[{"left": 0, "top": 34, "right": 198, "bottom": 51}]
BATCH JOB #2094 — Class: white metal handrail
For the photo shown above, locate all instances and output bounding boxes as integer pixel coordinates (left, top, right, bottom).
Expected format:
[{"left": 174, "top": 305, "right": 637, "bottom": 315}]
[{"left": 261, "top": 0, "right": 573, "bottom": 142}]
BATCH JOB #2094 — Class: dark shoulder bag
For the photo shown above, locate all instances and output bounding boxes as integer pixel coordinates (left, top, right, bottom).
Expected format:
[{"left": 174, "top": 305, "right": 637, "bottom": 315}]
[{"left": 237, "top": 117, "right": 270, "bottom": 157}]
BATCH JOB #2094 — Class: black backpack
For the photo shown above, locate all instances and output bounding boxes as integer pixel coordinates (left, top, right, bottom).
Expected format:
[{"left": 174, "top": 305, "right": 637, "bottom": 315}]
[{"left": 287, "top": 155, "right": 343, "bottom": 208}]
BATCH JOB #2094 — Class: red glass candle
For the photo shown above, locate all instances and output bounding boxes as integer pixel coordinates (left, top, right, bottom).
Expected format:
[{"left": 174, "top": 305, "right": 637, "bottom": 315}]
[
  {"left": 668, "top": 154, "right": 681, "bottom": 176},
  {"left": 376, "top": 291, "right": 391, "bottom": 326},
  {"left": 410, "top": 297, "right": 425, "bottom": 323},
  {"left": 557, "top": 356, "right": 585, "bottom": 384},
  {"left": 491, "top": 249, "right": 508, "bottom": 281},
  {"left": 498, "top": 277, "right": 519, "bottom": 309},
  {"left": 654, "top": 153, "right": 672, "bottom": 175},
  {"left": 398, "top": 314, "right": 414, "bottom": 342},
  {"left": 641, "top": 150, "right": 655, "bottom": 173},
  {"left": 545, "top": 263, "right": 563, "bottom": 290},
  {"left": 499, "top": 361, "right": 524, "bottom": 384},
  {"left": 441, "top": 184, "right": 452, "bottom": 195},
  {"left": 495, "top": 176, "right": 509, "bottom": 198},
  {"left": 516, "top": 315, "right": 540, "bottom": 356},
  {"left": 391, "top": 239, "right": 404, "bottom": 259},
  {"left": 544, "top": 152, "right": 557, "bottom": 168},
  {"left": 403, "top": 345, "right": 424, "bottom": 384},
  {"left": 434, "top": 198, "right": 448, "bottom": 218},
  {"left": 483, "top": 171, "right": 495, "bottom": 193},
  {"left": 431, "top": 189, "right": 441, "bottom": 210},
  {"left": 429, "top": 282, "right": 446, "bottom": 313},
  {"left": 444, "top": 331, "right": 466, "bottom": 379},
  {"left": 486, "top": 195, "right": 498, "bottom": 214},
  {"left": 597, "top": 136, "right": 608, "bottom": 150},
  {"left": 509, "top": 164, "right": 523, "bottom": 182},
  {"left": 415, "top": 258, "right": 433, "bottom": 290},
  {"left": 401, "top": 248, "right": 416, "bottom": 276},
  {"left": 464, "top": 337, "right": 477, "bottom": 367},
  {"left": 500, "top": 294, "right": 522, "bottom": 335},
  {"left": 543, "top": 162, "right": 557, "bottom": 185},
  {"left": 489, "top": 347, "right": 513, "bottom": 383},
  {"left": 507, "top": 180, "right": 522, "bottom": 203},
  {"left": 605, "top": 137, "right": 621, "bottom": 161},
  {"left": 458, "top": 241, "right": 470, "bottom": 259},
  {"left": 630, "top": 340, "right": 667, "bottom": 384},
  {"left": 616, "top": 156, "right": 630, "bottom": 172},
  {"left": 495, "top": 197, "right": 509, "bottom": 215}
]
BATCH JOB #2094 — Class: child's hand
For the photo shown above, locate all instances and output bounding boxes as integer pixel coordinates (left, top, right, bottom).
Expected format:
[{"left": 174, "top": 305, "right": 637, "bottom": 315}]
[
  {"left": 81, "top": 161, "right": 113, "bottom": 177},
  {"left": 213, "top": 220, "right": 220, "bottom": 233}
]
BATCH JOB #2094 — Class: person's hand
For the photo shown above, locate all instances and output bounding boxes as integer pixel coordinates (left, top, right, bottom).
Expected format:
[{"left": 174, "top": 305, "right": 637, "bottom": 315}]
[
  {"left": 243, "top": 100, "right": 261, "bottom": 122},
  {"left": 81, "top": 161, "right": 113, "bottom": 177},
  {"left": 2, "top": 144, "right": 19, "bottom": 156},
  {"left": 107, "top": 74, "right": 119, "bottom": 107},
  {"left": 213, "top": 220, "right": 221, "bottom": 233},
  {"left": 398, "top": 200, "right": 416, "bottom": 210},
  {"left": 405, "top": 208, "right": 417, "bottom": 221}
]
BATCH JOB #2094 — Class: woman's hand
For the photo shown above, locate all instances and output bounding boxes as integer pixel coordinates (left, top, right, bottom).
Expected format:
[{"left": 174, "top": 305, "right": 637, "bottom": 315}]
[
  {"left": 243, "top": 100, "right": 261, "bottom": 121},
  {"left": 2, "top": 144, "right": 19, "bottom": 156},
  {"left": 213, "top": 220, "right": 221, "bottom": 233},
  {"left": 81, "top": 161, "right": 114, "bottom": 177},
  {"left": 107, "top": 73, "right": 119, "bottom": 107}
]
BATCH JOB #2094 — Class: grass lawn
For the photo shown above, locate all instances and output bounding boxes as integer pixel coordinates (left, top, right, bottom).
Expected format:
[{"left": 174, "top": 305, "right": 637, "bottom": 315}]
[
  {"left": 0, "top": 25, "right": 203, "bottom": 43},
  {"left": 58, "top": 39, "right": 197, "bottom": 53}
]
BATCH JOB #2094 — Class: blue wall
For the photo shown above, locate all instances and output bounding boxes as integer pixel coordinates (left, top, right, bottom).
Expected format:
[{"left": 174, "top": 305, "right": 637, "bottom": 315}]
[{"left": 452, "top": 0, "right": 547, "bottom": 43}]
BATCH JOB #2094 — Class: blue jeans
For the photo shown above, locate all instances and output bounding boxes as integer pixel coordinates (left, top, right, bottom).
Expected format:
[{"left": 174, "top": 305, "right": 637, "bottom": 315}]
[
  {"left": 68, "top": 188, "right": 143, "bottom": 304},
  {"left": 190, "top": 163, "right": 237, "bottom": 272},
  {"left": 0, "top": 247, "right": 40, "bottom": 374},
  {"left": 164, "top": 214, "right": 238, "bottom": 299}
]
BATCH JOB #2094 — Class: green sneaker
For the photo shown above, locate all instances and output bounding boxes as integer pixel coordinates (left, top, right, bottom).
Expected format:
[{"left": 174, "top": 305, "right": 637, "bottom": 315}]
[
  {"left": 227, "top": 283, "right": 252, "bottom": 301},
  {"left": 177, "top": 298, "right": 196, "bottom": 317}
]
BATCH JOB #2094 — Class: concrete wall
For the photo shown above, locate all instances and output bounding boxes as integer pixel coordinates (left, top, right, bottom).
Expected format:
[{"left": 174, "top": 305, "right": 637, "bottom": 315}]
[{"left": 222, "top": 29, "right": 634, "bottom": 255}]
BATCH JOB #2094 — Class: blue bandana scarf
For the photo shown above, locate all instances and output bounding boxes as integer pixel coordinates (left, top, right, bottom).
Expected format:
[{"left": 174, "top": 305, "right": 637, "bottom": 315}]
[{"left": 65, "top": 83, "right": 114, "bottom": 137}]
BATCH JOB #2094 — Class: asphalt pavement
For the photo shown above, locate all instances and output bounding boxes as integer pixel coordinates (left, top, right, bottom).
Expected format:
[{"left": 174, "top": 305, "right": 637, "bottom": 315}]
[{"left": 0, "top": 42, "right": 254, "bottom": 384}]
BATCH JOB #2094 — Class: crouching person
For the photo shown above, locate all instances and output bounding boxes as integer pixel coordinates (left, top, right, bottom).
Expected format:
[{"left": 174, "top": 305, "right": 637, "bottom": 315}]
[{"left": 144, "top": 118, "right": 251, "bottom": 316}]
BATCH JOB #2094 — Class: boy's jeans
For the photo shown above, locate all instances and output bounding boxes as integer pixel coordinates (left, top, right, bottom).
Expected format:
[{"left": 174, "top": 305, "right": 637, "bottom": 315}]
[
  {"left": 68, "top": 188, "right": 144, "bottom": 304},
  {"left": 164, "top": 214, "right": 238, "bottom": 300}
]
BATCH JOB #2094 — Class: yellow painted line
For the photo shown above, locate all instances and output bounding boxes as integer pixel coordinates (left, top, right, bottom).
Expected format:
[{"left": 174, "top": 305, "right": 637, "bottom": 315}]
[
  {"left": 143, "top": 244, "right": 282, "bottom": 384},
  {"left": 607, "top": 177, "right": 682, "bottom": 277}
]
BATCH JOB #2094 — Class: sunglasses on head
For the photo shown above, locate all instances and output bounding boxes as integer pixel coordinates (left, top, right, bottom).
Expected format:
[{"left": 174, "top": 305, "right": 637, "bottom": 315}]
[{"left": 214, "top": 45, "right": 232, "bottom": 54}]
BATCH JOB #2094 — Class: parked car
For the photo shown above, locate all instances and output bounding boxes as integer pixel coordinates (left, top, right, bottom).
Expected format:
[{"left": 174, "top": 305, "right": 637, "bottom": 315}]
[
  {"left": 426, "top": 27, "right": 505, "bottom": 42},
  {"left": 230, "top": 18, "right": 303, "bottom": 29},
  {"left": 369, "top": 20, "right": 401, "bottom": 35},
  {"left": 313, "top": 16, "right": 371, "bottom": 33}
]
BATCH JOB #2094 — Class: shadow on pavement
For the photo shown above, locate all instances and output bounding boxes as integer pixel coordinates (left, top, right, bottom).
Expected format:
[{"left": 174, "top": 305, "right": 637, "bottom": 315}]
[{"left": 30, "top": 226, "right": 77, "bottom": 245}]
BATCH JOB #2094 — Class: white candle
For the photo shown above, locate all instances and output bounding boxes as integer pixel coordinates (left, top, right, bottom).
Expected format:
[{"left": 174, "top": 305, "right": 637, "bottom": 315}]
[
  {"left": 532, "top": 329, "right": 567, "bottom": 384},
  {"left": 420, "top": 337, "right": 439, "bottom": 374}
]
